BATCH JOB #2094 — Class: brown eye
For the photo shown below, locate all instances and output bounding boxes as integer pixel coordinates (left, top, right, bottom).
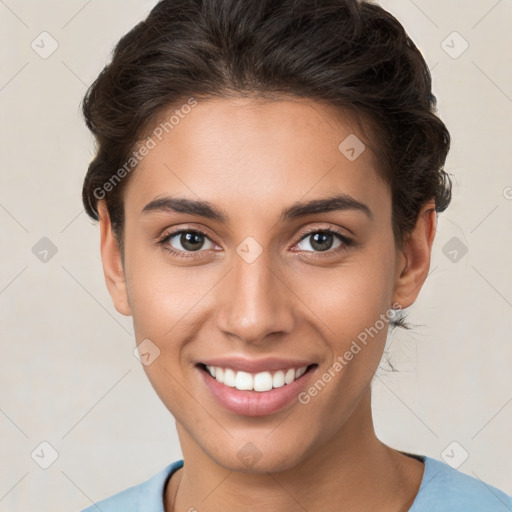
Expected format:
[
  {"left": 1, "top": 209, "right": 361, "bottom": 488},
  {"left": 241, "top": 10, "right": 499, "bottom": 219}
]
[
  {"left": 175, "top": 231, "right": 206, "bottom": 251},
  {"left": 295, "top": 228, "right": 353, "bottom": 254},
  {"left": 160, "top": 229, "right": 215, "bottom": 254}
]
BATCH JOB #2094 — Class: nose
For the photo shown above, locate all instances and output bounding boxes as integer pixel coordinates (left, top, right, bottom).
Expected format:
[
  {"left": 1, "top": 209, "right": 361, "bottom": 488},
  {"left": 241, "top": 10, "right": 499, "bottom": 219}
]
[{"left": 214, "top": 248, "right": 296, "bottom": 345}]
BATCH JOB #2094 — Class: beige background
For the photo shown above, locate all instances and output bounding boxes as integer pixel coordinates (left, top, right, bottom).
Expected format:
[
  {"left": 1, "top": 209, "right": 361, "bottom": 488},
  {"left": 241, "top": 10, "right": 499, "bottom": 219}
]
[{"left": 0, "top": 0, "right": 511, "bottom": 510}]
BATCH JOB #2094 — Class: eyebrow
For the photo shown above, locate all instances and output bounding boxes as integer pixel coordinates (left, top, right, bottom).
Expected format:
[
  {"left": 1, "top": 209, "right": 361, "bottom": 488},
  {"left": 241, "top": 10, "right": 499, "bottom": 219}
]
[{"left": 141, "top": 193, "right": 373, "bottom": 222}]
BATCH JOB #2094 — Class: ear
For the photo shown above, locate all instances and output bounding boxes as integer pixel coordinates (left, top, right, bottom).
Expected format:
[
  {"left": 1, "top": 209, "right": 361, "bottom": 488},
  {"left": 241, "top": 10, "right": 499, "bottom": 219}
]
[
  {"left": 392, "top": 199, "right": 437, "bottom": 309},
  {"left": 98, "top": 201, "right": 132, "bottom": 316}
]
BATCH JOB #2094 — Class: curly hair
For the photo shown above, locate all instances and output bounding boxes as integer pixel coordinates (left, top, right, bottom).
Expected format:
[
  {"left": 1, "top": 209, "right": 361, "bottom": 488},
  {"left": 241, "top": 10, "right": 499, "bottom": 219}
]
[{"left": 81, "top": 0, "right": 452, "bottom": 331}]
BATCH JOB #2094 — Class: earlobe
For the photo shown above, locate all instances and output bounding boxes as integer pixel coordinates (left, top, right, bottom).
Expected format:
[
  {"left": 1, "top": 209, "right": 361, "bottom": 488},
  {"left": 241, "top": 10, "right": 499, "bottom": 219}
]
[
  {"left": 392, "top": 200, "right": 437, "bottom": 309},
  {"left": 98, "top": 201, "right": 132, "bottom": 316}
]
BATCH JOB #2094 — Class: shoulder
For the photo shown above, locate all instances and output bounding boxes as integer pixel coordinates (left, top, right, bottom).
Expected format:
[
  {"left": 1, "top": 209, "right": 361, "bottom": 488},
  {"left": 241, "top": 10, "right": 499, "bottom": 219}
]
[
  {"left": 79, "top": 459, "right": 184, "bottom": 512},
  {"left": 411, "top": 456, "right": 512, "bottom": 511}
]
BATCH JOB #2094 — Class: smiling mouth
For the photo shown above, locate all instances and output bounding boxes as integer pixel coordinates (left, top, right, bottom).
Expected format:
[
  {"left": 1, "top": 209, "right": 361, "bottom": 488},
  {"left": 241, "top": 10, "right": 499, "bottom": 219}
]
[{"left": 197, "top": 363, "right": 318, "bottom": 393}]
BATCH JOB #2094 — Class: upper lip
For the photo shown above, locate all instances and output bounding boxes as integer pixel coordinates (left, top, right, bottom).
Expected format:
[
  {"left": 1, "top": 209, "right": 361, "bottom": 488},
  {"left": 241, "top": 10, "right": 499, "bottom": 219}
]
[{"left": 198, "top": 356, "right": 316, "bottom": 374}]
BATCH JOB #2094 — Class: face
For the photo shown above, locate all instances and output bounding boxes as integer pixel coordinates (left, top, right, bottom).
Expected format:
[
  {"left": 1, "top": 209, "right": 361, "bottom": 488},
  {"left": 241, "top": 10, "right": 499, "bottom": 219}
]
[{"left": 99, "top": 96, "right": 434, "bottom": 474}]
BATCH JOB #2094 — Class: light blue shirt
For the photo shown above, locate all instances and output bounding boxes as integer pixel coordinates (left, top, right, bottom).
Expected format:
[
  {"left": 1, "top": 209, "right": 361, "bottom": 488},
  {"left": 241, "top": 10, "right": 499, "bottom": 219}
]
[{"left": 80, "top": 454, "right": 512, "bottom": 511}]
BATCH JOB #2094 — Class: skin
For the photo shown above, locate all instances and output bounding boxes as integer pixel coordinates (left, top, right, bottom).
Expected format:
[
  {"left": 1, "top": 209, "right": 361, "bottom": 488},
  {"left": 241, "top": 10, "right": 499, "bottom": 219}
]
[{"left": 98, "top": 96, "right": 436, "bottom": 512}]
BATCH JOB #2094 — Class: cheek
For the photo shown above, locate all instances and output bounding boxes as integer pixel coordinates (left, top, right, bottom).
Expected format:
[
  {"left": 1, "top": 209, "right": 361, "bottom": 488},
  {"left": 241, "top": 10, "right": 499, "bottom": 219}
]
[
  {"left": 297, "top": 252, "right": 395, "bottom": 338},
  {"left": 292, "top": 261, "right": 395, "bottom": 420},
  {"left": 294, "top": 245, "right": 396, "bottom": 384},
  {"left": 125, "top": 226, "right": 396, "bottom": 343},
  {"left": 124, "top": 250, "right": 206, "bottom": 412},
  {"left": 123, "top": 232, "right": 209, "bottom": 338}
]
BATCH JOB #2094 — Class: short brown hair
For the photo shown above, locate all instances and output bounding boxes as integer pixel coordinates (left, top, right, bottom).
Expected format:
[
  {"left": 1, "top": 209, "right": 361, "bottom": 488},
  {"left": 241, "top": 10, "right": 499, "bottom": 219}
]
[{"left": 81, "top": 0, "right": 452, "bottom": 330}]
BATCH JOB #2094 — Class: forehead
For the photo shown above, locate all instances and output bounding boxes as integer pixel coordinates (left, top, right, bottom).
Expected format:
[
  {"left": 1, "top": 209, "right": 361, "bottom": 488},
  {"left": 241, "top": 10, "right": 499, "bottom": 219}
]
[{"left": 124, "top": 96, "right": 390, "bottom": 223}]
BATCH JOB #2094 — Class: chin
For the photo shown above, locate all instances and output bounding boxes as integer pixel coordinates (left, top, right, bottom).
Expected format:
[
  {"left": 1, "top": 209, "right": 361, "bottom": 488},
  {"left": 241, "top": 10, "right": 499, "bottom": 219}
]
[{"left": 207, "top": 439, "right": 308, "bottom": 475}]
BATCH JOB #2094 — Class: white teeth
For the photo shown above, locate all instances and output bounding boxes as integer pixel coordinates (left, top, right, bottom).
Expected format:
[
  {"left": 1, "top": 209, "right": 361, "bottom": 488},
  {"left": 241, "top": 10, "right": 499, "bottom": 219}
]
[
  {"left": 223, "top": 368, "right": 236, "bottom": 387},
  {"left": 253, "top": 371, "right": 273, "bottom": 392},
  {"left": 296, "top": 367, "right": 307, "bottom": 378},
  {"left": 285, "top": 368, "right": 295, "bottom": 384},
  {"left": 235, "top": 371, "right": 253, "bottom": 390},
  {"left": 272, "top": 370, "right": 285, "bottom": 388},
  {"left": 205, "top": 365, "right": 310, "bottom": 392}
]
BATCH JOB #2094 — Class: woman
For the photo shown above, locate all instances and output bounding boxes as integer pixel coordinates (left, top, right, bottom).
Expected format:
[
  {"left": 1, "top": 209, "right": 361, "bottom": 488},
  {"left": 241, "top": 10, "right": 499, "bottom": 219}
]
[{"left": 79, "top": 0, "right": 512, "bottom": 510}]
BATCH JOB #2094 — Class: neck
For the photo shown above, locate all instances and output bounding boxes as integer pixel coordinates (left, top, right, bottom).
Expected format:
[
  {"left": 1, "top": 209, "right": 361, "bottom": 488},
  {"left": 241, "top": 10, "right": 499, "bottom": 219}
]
[{"left": 166, "top": 388, "right": 424, "bottom": 512}]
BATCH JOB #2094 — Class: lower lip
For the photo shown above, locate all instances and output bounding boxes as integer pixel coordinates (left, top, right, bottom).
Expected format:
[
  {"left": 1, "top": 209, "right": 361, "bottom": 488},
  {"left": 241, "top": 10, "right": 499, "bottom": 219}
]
[{"left": 197, "top": 364, "right": 317, "bottom": 417}]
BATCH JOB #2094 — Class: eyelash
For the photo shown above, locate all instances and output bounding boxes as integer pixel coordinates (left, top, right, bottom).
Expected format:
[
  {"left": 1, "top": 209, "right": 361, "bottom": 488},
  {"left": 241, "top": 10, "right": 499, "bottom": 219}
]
[{"left": 156, "top": 225, "right": 354, "bottom": 260}]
